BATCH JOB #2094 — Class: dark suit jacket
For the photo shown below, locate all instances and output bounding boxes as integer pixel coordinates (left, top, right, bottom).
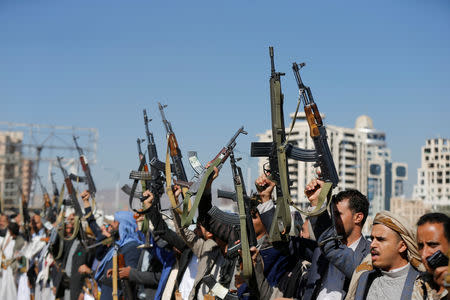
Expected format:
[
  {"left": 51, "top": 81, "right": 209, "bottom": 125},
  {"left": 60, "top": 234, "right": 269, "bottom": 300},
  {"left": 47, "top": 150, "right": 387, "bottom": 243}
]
[
  {"left": 303, "top": 227, "right": 371, "bottom": 300},
  {"left": 53, "top": 238, "right": 94, "bottom": 300}
]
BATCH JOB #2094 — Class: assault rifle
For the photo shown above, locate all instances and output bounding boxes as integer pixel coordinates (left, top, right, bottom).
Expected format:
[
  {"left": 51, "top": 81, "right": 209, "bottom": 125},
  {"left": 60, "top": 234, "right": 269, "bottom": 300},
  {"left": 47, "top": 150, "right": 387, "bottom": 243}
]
[
  {"left": 126, "top": 138, "right": 152, "bottom": 213},
  {"left": 181, "top": 127, "right": 247, "bottom": 227},
  {"left": 159, "top": 102, "right": 188, "bottom": 182},
  {"left": 37, "top": 176, "right": 52, "bottom": 210},
  {"left": 220, "top": 151, "right": 257, "bottom": 278},
  {"left": 291, "top": 62, "right": 339, "bottom": 189},
  {"left": 50, "top": 172, "right": 59, "bottom": 201},
  {"left": 56, "top": 156, "right": 88, "bottom": 246},
  {"left": 72, "top": 136, "right": 97, "bottom": 197},
  {"left": 127, "top": 110, "right": 165, "bottom": 215},
  {"left": 250, "top": 46, "right": 292, "bottom": 243}
]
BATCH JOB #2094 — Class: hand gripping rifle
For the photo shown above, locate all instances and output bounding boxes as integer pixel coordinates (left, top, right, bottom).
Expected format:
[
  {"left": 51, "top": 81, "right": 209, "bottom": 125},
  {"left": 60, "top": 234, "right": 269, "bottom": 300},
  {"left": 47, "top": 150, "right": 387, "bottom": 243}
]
[
  {"left": 250, "top": 46, "right": 292, "bottom": 243},
  {"left": 56, "top": 156, "right": 88, "bottom": 247},
  {"left": 180, "top": 127, "right": 247, "bottom": 227}
]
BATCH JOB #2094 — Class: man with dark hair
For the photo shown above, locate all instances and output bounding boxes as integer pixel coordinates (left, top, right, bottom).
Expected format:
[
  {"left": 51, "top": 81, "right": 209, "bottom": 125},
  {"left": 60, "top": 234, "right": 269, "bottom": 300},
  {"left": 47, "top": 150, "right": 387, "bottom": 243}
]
[
  {"left": 345, "top": 211, "right": 437, "bottom": 300},
  {"left": 303, "top": 179, "right": 371, "bottom": 300},
  {"left": 417, "top": 212, "right": 450, "bottom": 297}
]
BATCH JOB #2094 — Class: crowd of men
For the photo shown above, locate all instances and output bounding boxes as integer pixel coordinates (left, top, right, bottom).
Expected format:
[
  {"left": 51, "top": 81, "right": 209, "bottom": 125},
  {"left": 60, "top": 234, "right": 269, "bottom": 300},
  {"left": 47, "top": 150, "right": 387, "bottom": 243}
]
[{"left": 0, "top": 169, "right": 448, "bottom": 300}]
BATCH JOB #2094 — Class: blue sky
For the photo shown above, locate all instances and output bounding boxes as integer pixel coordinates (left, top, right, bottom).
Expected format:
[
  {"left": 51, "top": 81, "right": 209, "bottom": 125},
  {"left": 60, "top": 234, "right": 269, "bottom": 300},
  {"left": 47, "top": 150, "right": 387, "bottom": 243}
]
[{"left": 1, "top": 0, "right": 449, "bottom": 199}]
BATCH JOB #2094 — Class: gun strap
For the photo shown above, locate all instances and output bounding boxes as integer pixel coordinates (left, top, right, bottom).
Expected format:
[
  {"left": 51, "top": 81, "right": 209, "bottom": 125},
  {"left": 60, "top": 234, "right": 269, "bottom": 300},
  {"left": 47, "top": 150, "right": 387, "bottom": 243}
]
[
  {"left": 181, "top": 157, "right": 221, "bottom": 227},
  {"left": 236, "top": 180, "right": 252, "bottom": 278},
  {"left": 165, "top": 141, "right": 187, "bottom": 215},
  {"left": 283, "top": 96, "right": 302, "bottom": 147},
  {"left": 269, "top": 146, "right": 292, "bottom": 242},
  {"left": 289, "top": 182, "right": 333, "bottom": 217}
]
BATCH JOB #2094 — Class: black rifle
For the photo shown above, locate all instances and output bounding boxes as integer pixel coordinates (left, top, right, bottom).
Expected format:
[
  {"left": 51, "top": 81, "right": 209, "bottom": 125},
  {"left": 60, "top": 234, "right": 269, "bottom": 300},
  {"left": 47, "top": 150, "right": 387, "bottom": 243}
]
[
  {"left": 144, "top": 109, "right": 165, "bottom": 207},
  {"left": 73, "top": 136, "right": 97, "bottom": 197},
  {"left": 217, "top": 153, "right": 257, "bottom": 258},
  {"left": 50, "top": 172, "right": 59, "bottom": 201},
  {"left": 128, "top": 110, "right": 165, "bottom": 215},
  {"left": 37, "top": 175, "right": 52, "bottom": 210},
  {"left": 250, "top": 47, "right": 292, "bottom": 243},
  {"left": 127, "top": 138, "right": 152, "bottom": 214},
  {"left": 158, "top": 102, "right": 188, "bottom": 182},
  {"left": 56, "top": 156, "right": 88, "bottom": 246},
  {"left": 181, "top": 127, "right": 247, "bottom": 227}
]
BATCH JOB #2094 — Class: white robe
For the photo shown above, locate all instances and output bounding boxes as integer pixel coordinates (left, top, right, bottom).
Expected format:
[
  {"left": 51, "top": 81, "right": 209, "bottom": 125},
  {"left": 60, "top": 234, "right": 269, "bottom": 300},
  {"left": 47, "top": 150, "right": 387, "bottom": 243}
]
[{"left": 0, "top": 232, "right": 17, "bottom": 299}]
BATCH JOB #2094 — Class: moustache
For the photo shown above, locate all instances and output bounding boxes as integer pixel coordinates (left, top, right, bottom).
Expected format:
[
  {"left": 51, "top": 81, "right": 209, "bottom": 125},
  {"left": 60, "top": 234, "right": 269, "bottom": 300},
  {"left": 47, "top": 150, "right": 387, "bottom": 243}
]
[{"left": 371, "top": 249, "right": 380, "bottom": 256}]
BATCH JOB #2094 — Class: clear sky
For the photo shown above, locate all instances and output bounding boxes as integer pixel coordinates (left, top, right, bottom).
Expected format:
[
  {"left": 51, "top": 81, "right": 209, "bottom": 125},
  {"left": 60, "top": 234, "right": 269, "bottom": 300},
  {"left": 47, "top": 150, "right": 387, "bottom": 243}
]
[{"left": 1, "top": 0, "right": 449, "bottom": 199}]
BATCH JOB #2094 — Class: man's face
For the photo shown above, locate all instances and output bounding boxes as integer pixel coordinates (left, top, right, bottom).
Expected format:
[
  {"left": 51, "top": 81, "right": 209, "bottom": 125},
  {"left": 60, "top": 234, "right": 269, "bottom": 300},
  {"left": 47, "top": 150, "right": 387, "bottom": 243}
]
[
  {"left": 33, "top": 215, "right": 42, "bottom": 230},
  {"left": 335, "top": 198, "right": 356, "bottom": 238},
  {"left": 111, "top": 220, "right": 119, "bottom": 232},
  {"left": 417, "top": 222, "right": 449, "bottom": 274},
  {"left": 0, "top": 215, "right": 8, "bottom": 229},
  {"left": 251, "top": 210, "right": 266, "bottom": 237},
  {"left": 65, "top": 213, "right": 75, "bottom": 236},
  {"left": 370, "top": 224, "right": 407, "bottom": 271}
]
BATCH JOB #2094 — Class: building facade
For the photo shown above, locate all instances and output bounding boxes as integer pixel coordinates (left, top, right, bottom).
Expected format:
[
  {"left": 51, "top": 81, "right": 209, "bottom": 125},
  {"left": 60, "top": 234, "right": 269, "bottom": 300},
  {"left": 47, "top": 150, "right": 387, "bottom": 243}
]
[
  {"left": 0, "top": 131, "right": 24, "bottom": 210},
  {"left": 390, "top": 197, "right": 431, "bottom": 226},
  {"left": 256, "top": 113, "right": 407, "bottom": 215},
  {"left": 412, "top": 138, "right": 450, "bottom": 209}
]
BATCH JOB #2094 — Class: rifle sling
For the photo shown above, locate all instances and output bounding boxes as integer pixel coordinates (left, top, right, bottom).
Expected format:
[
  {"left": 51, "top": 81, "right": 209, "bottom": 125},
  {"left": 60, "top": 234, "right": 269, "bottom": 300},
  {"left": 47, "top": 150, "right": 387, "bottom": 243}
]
[
  {"left": 181, "top": 157, "right": 221, "bottom": 227},
  {"left": 290, "top": 182, "right": 333, "bottom": 217}
]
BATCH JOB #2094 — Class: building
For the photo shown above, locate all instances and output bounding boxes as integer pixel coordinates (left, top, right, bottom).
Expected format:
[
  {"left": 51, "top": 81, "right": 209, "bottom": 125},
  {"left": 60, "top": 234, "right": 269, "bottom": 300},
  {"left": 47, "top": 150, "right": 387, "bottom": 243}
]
[
  {"left": 256, "top": 113, "right": 407, "bottom": 215},
  {"left": 412, "top": 138, "right": 450, "bottom": 209},
  {"left": 390, "top": 197, "right": 431, "bottom": 226},
  {"left": 0, "top": 131, "right": 24, "bottom": 210}
]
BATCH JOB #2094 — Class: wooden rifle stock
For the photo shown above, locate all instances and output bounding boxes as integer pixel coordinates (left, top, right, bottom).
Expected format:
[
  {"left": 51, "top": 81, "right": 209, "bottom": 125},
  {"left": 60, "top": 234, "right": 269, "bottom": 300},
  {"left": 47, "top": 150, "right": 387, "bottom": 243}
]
[
  {"left": 304, "top": 106, "right": 320, "bottom": 138},
  {"left": 168, "top": 133, "right": 180, "bottom": 157},
  {"left": 118, "top": 253, "right": 135, "bottom": 300}
]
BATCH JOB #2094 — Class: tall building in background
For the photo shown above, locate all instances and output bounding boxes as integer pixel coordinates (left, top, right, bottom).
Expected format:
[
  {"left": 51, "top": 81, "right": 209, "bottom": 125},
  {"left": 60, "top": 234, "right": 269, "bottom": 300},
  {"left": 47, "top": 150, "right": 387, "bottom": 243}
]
[
  {"left": 0, "top": 131, "right": 24, "bottom": 210},
  {"left": 413, "top": 138, "right": 450, "bottom": 209},
  {"left": 256, "top": 113, "right": 407, "bottom": 215}
]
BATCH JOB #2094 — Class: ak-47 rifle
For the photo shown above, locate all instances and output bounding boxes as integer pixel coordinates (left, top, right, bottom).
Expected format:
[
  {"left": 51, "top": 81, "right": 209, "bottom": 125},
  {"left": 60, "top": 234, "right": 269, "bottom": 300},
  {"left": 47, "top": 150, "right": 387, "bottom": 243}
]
[
  {"left": 50, "top": 172, "right": 59, "bottom": 203},
  {"left": 290, "top": 62, "right": 339, "bottom": 229},
  {"left": 128, "top": 110, "right": 165, "bottom": 215},
  {"left": 37, "top": 176, "right": 52, "bottom": 210},
  {"left": 72, "top": 136, "right": 97, "bottom": 197},
  {"left": 118, "top": 253, "right": 135, "bottom": 300},
  {"left": 158, "top": 102, "right": 188, "bottom": 182},
  {"left": 250, "top": 47, "right": 292, "bottom": 243},
  {"left": 291, "top": 62, "right": 339, "bottom": 189},
  {"left": 56, "top": 156, "right": 88, "bottom": 247},
  {"left": 181, "top": 127, "right": 247, "bottom": 227}
]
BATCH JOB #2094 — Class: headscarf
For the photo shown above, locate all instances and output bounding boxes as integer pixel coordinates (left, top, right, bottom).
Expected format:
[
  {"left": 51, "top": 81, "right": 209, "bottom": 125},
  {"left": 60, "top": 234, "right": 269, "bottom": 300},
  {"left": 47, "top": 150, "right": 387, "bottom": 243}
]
[
  {"left": 345, "top": 210, "right": 425, "bottom": 300},
  {"left": 95, "top": 211, "right": 142, "bottom": 280},
  {"left": 372, "top": 210, "right": 423, "bottom": 270}
]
